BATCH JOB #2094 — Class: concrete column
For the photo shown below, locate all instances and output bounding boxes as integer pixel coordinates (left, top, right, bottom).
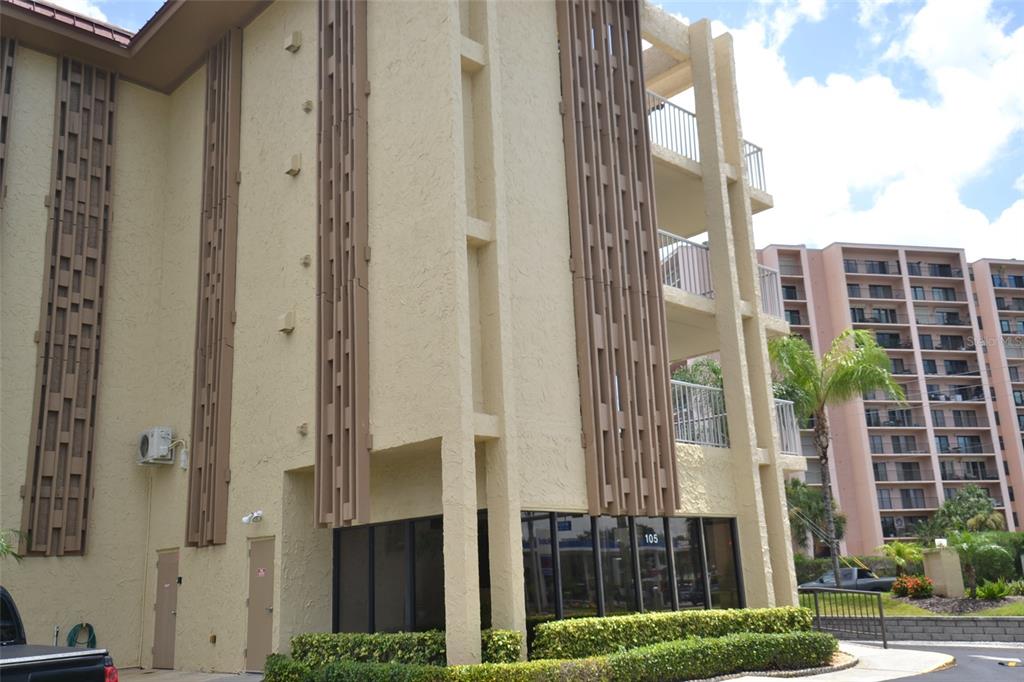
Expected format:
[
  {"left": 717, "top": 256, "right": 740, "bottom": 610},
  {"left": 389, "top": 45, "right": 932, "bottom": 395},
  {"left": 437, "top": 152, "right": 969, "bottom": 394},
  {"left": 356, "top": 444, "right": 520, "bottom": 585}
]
[
  {"left": 689, "top": 19, "right": 775, "bottom": 607},
  {"left": 442, "top": 433, "right": 482, "bottom": 664}
]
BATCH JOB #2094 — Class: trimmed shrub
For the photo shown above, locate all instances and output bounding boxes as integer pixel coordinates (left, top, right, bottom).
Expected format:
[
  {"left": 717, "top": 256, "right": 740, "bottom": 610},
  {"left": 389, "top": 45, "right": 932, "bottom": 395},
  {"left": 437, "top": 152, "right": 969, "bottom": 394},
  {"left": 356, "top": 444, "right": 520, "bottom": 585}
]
[
  {"left": 977, "top": 579, "right": 1011, "bottom": 601},
  {"left": 1007, "top": 579, "right": 1024, "bottom": 596},
  {"left": 530, "top": 606, "right": 812, "bottom": 660},
  {"left": 480, "top": 629, "right": 522, "bottom": 663},
  {"left": 291, "top": 630, "right": 521, "bottom": 668},
  {"left": 319, "top": 660, "right": 447, "bottom": 682},
  {"left": 891, "top": 575, "right": 933, "bottom": 599},
  {"left": 282, "top": 631, "right": 836, "bottom": 682},
  {"left": 605, "top": 631, "right": 837, "bottom": 682},
  {"left": 264, "top": 654, "right": 314, "bottom": 682},
  {"left": 446, "top": 658, "right": 607, "bottom": 682}
]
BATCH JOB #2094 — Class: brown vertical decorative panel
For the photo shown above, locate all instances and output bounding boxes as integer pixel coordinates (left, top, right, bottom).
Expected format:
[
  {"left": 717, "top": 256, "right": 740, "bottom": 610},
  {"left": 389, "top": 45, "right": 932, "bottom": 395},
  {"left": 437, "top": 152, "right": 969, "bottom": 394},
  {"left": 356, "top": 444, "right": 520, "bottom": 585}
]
[
  {"left": 557, "top": 0, "right": 678, "bottom": 516},
  {"left": 0, "top": 38, "right": 15, "bottom": 203},
  {"left": 20, "top": 57, "right": 117, "bottom": 556},
  {"left": 186, "top": 30, "right": 242, "bottom": 547},
  {"left": 316, "top": 0, "right": 369, "bottom": 527}
]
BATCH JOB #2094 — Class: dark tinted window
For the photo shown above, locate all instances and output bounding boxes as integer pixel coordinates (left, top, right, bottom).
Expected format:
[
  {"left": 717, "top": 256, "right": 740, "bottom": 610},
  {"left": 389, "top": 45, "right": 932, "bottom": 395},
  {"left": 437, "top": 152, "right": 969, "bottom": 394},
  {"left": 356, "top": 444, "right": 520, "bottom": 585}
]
[
  {"left": 597, "top": 516, "right": 636, "bottom": 614},
  {"left": 413, "top": 518, "right": 445, "bottom": 630},
  {"left": 669, "top": 517, "right": 706, "bottom": 609},
  {"left": 374, "top": 523, "right": 407, "bottom": 632},
  {"left": 635, "top": 517, "right": 672, "bottom": 611},
  {"left": 703, "top": 518, "right": 741, "bottom": 608},
  {"left": 522, "top": 512, "right": 556, "bottom": 618},
  {"left": 557, "top": 514, "right": 598, "bottom": 617},
  {"left": 337, "top": 527, "right": 370, "bottom": 632}
]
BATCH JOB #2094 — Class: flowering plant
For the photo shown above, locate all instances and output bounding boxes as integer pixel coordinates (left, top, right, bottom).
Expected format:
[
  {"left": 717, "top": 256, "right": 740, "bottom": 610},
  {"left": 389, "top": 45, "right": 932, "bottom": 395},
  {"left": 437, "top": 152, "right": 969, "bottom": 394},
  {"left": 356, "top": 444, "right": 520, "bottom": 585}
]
[{"left": 892, "top": 574, "right": 933, "bottom": 599}]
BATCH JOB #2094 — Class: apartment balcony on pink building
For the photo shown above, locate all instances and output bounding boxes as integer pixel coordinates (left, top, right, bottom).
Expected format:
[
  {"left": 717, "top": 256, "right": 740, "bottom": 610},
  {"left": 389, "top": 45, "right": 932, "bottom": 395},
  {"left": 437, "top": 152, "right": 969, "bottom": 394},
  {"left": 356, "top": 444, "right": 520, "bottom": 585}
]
[
  {"left": 991, "top": 273, "right": 1024, "bottom": 290},
  {"left": 847, "top": 283, "right": 905, "bottom": 301},
  {"left": 915, "top": 311, "right": 970, "bottom": 327},
  {"left": 926, "top": 385, "right": 987, "bottom": 402},
  {"left": 940, "top": 461, "right": 1000, "bottom": 482},
  {"left": 935, "top": 435, "right": 994, "bottom": 455},
  {"left": 877, "top": 489, "right": 940, "bottom": 511},
  {"left": 873, "top": 462, "right": 933, "bottom": 483},
  {"left": 930, "top": 409, "right": 990, "bottom": 430},
  {"left": 850, "top": 309, "right": 911, "bottom": 327},
  {"left": 863, "top": 386, "right": 921, "bottom": 402},
  {"left": 865, "top": 408, "right": 927, "bottom": 430},
  {"left": 843, "top": 258, "right": 902, "bottom": 276},
  {"left": 906, "top": 261, "right": 963, "bottom": 279}
]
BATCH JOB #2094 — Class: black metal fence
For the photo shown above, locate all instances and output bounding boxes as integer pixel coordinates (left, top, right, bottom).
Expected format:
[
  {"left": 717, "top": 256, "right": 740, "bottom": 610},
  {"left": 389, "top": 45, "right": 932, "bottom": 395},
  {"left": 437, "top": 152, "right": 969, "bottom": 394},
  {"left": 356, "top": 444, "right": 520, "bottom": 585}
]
[{"left": 799, "top": 587, "right": 888, "bottom": 648}]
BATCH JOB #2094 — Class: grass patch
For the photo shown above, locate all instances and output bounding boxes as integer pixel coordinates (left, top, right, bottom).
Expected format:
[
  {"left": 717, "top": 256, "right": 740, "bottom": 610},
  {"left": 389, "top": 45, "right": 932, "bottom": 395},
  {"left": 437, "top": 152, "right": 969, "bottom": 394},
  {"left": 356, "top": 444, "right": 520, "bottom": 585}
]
[{"left": 972, "top": 601, "right": 1024, "bottom": 617}]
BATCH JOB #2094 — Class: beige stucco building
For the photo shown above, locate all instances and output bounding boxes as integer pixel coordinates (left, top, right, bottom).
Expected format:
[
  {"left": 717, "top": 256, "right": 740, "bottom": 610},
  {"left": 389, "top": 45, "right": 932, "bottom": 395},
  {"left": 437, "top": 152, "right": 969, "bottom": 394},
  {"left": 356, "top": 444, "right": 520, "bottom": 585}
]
[
  {"left": 760, "top": 244, "right": 1017, "bottom": 556},
  {"left": 1, "top": 0, "right": 801, "bottom": 673}
]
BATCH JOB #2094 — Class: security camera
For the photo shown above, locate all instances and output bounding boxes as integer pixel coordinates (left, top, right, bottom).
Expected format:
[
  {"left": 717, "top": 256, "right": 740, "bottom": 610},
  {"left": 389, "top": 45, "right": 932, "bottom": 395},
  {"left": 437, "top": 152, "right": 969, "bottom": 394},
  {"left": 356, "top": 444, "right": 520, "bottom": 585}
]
[{"left": 242, "top": 510, "right": 264, "bottom": 525}]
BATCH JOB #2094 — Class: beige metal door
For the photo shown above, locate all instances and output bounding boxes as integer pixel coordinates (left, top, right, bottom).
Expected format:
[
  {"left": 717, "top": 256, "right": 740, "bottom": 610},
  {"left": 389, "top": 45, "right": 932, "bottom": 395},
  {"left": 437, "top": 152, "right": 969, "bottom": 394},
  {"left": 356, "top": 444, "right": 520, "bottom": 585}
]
[
  {"left": 245, "top": 537, "right": 275, "bottom": 671},
  {"left": 152, "top": 550, "right": 179, "bottom": 669}
]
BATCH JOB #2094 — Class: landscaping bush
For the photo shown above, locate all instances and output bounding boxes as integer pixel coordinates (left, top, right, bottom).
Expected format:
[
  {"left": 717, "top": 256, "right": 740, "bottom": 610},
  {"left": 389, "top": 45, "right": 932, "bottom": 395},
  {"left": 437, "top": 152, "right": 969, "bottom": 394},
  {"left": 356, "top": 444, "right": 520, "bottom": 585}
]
[
  {"left": 1007, "top": 579, "right": 1024, "bottom": 596},
  {"left": 291, "top": 629, "right": 522, "bottom": 668},
  {"left": 286, "top": 631, "right": 836, "bottom": 682},
  {"left": 530, "top": 606, "right": 812, "bottom": 660},
  {"left": 265, "top": 654, "right": 314, "bottom": 682},
  {"left": 604, "top": 631, "right": 837, "bottom": 682},
  {"left": 974, "top": 532, "right": 1024, "bottom": 579},
  {"left": 891, "top": 575, "right": 933, "bottom": 599},
  {"left": 977, "top": 579, "right": 1011, "bottom": 601}
]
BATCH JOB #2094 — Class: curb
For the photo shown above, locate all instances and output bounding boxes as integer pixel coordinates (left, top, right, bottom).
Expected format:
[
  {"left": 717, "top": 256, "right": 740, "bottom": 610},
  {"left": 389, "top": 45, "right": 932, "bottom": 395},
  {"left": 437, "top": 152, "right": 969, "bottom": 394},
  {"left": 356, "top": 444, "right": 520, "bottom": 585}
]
[{"left": 687, "top": 655, "right": 861, "bottom": 682}]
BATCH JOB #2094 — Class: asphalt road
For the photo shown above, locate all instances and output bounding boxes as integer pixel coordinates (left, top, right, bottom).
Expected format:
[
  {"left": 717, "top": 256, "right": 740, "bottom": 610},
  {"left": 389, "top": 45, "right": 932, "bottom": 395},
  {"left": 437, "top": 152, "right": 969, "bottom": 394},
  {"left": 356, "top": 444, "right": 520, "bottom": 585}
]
[{"left": 893, "top": 644, "right": 1024, "bottom": 682}]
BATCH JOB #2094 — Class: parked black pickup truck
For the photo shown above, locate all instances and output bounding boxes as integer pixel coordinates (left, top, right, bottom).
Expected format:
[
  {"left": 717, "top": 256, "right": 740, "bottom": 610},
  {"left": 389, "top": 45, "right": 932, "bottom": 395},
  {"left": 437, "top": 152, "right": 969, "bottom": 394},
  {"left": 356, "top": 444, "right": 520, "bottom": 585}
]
[{"left": 1, "top": 586, "right": 118, "bottom": 682}]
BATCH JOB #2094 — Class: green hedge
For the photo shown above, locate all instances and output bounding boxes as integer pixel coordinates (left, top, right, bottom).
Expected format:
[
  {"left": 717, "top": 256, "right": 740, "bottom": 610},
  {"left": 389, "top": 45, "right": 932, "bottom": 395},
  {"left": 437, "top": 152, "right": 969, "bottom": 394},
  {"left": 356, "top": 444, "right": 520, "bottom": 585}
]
[
  {"left": 267, "top": 631, "right": 837, "bottom": 682},
  {"left": 530, "top": 606, "right": 812, "bottom": 659},
  {"left": 265, "top": 654, "right": 313, "bottom": 682},
  {"left": 291, "top": 629, "right": 522, "bottom": 668}
]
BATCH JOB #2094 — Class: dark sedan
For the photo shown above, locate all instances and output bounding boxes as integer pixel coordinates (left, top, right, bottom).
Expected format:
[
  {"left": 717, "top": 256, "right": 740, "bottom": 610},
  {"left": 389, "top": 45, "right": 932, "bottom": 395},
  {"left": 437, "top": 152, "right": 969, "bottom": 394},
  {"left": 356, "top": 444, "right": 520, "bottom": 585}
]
[{"left": 799, "top": 567, "right": 897, "bottom": 592}]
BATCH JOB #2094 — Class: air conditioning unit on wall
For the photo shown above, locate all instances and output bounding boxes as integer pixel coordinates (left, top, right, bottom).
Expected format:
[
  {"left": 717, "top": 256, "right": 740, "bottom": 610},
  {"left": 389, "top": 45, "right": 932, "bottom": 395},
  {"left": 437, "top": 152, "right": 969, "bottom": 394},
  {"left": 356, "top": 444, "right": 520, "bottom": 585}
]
[{"left": 138, "top": 427, "right": 174, "bottom": 465}]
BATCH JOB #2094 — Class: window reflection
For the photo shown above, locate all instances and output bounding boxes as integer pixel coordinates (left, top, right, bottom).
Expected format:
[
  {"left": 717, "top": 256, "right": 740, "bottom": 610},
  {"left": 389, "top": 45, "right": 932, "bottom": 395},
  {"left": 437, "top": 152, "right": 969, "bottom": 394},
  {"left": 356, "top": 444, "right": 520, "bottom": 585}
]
[
  {"left": 703, "top": 518, "right": 742, "bottom": 608},
  {"left": 669, "top": 517, "right": 706, "bottom": 609},
  {"left": 374, "top": 523, "right": 407, "bottom": 632},
  {"left": 522, "top": 513, "right": 556, "bottom": 618},
  {"left": 557, "top": 514, "right": 598, "bottom": 617},
  {"left": 596, "top": 516, "right": 636, "bottom": 614},
  {"left": 337, "top": 526, "right": 370, "bottom": 632},
  {"left": 413, "top": 518, "right": 444, "bottom": 630},
  {"left": 634, "top": 517, "right": 672, "bottom": 611}
]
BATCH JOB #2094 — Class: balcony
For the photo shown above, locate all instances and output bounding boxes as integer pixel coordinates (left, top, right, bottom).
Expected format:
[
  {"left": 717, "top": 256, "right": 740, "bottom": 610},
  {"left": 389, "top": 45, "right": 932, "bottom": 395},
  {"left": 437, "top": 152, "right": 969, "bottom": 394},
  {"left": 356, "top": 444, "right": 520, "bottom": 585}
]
[
  {"left": 658, "top": 230, "right": 713, "bottom": 298},
  {"left": 916, "top": 313, "right": 968, "bottom": 327},
  {"left": 874, "top": 465, "right": 930, "bottom": 482},
  {"left": 843, "top": 259, "right": 901, "bottom": 276},
  {"left": 936, "top": 442, "right": 994, "bottom": 455},
  {"left": 866, "top": 411, "right": 926, "bottom": 429},
  {"left": 941, "top": 467, "right": 999, "bottom": 481},
  {"left": 775, "top": 399, "right": 800, "bottom": 455},
  {"left": 877, "top": 494, "right": 940, "bottom": 511},
  {"left": 671, "top": 380, "right": 729, "bottom": 448},
  {"left": 851, "top": 312, "right": 911, "bottom": 326},
  {"left": 913, "top": 291, "right": 968, "bottom": 302},
  {"left": 645, "top": 91, "right": 767, "bottom": 192},
  {"left": 927, "top": 387, "right": 986, "bottom": 402},
  {"left": 864, "top": 387, "right": 920, "bottom": 401},
  {"left": 907, "top": 263, "right": 963, "bottom": 278},
  {"left": 759, "top": 265, "right": 784, "bottom": 318},
  {"left": 992, "top": 275, "right": 1024, "bottom": 289},
  {"left": 848, "top": 288, "right": 905, "bottom": 301},
  {"left": 931, "top": 413, "right": 990, "bottom": 429}
]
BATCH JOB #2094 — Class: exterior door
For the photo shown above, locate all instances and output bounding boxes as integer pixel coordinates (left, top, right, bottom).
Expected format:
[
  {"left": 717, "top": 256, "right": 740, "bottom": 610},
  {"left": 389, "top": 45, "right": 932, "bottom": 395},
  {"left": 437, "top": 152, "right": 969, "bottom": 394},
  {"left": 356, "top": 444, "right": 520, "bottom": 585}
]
[
  {"left": 245, "top": 537, "right": 275, "bottom": 671},
  {"left": 152, "top": 550, "right": 179, "bottom": 669}
]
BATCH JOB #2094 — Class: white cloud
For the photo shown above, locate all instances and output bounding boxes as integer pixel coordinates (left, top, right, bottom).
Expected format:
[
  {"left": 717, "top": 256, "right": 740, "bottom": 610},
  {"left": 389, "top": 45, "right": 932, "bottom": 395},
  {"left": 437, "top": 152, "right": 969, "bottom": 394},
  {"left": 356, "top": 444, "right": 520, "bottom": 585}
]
[
  {"left": 691, "top": 0, "right": 1024, "bottom": 260},
  {"left": 754, "top": 0, "right": 827, "bottom": 48},
  {"left": 45, "top": 0, "right": 108, "bottom": 23},
  {"left": 1014, "top": 173, "right": 1024, "bottom": 194}
]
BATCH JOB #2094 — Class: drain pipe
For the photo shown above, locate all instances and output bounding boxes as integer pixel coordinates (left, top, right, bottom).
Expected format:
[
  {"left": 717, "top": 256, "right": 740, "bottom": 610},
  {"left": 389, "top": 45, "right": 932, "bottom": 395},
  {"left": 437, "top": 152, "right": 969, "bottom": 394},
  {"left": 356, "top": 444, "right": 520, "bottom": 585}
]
[{"left": 53, "top": 625, "right": 60, "bottom": 646}]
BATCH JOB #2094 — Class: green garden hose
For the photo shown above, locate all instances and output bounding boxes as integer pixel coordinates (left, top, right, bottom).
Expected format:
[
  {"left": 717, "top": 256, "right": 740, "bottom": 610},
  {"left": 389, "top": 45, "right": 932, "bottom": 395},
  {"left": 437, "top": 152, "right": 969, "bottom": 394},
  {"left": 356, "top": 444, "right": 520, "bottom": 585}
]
[{"left": 66, "top": 622, "right": 96, "bottom": 648}]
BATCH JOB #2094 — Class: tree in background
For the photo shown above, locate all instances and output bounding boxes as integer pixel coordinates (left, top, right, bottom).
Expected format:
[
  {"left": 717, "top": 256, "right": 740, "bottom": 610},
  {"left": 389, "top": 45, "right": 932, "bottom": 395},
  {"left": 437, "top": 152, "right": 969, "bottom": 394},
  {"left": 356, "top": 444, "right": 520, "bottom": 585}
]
[
  {"left": 786, "top": 479, "right": 847, "bottom": 552},
  {"left": 930, "top": 485, "right": 1006, "bottom": 535},
  {"left": 948, "top": 531, "right": 1011, "bottom": 598},
  {"left": 768, "top": 330, "right": 904, "bottom": 587},
  {"left": 877, "top": 541, "right": 923, "bottom": 576},
  {"left": 671, "top": 356, "right": 723, "bottom": 387}
]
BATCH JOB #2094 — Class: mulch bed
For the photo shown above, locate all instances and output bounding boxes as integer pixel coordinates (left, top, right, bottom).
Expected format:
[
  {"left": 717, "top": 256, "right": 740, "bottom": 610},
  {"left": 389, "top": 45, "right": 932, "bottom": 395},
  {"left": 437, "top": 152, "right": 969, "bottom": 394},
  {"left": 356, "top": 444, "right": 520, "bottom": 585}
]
[{"left": 893, "top": 595, "right": 1024, "bottom": 614}]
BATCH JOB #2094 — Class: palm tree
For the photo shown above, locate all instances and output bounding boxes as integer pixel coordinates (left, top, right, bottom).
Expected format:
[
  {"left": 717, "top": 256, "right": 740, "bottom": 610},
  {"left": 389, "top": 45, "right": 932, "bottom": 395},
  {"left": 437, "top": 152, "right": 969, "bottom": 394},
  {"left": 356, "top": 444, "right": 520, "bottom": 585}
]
[
  {"left": 877, "top": 540, "right": 923, "bottom": 576},
  {"left": 769, "top": 329, "right": 905, "bottom": 587},
  {"left": 948, "top": 531, "right": 1011, "bottom": 598},
  {"left": 786, "top": 479, "right": 846, "bottom": 551}
]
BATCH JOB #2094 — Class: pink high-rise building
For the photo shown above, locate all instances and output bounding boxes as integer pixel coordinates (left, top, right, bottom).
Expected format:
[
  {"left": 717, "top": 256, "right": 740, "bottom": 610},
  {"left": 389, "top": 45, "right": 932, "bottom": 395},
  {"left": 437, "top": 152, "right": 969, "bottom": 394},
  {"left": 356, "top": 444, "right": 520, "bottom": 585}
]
[{"left": 760, "top": 244, "right": 1015, "bottom": 555}]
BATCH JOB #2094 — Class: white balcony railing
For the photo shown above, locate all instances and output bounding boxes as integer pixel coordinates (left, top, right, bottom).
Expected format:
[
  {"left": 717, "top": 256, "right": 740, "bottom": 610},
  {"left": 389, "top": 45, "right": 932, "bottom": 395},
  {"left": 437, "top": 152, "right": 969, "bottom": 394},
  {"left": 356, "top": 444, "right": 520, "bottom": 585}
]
[
  {"left": 671, "top": 380, "right": 730, "bottom": 448},
  {"left": 658, "top": 230, "right": 714, "bottom": 298},
  {"left": 759, "top": 265, "right": 784, "bottom": 318},
  {"left": 775, "top": 398, "right": 801, "bottom": 455},
  {"left": 645, "top": 90, "right": 767, "bottom": 192}
]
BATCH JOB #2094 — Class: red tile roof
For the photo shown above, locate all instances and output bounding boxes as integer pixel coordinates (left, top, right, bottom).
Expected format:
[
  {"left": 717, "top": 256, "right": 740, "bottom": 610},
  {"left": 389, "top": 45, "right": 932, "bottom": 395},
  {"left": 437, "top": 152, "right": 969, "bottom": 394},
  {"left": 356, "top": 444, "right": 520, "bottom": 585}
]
[{"left": 2, "top": 0, "right": 135, "bottom": 48}]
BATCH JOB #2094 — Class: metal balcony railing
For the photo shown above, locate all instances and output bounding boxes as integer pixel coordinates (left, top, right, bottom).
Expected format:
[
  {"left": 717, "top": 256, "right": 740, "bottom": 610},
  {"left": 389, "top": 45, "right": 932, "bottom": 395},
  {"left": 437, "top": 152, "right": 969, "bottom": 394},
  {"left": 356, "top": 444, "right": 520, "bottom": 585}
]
[
  {"left": 843, "top": 259, "right": 902, "bottom": 275},
  {"left": 873, "top": 465, "right": 929, "bottom": 482},
  {"left": 877, "top": 495, "right": 939, "bottom": 510},
  {"left": 848, "top": 288, "right": 906, "bottom": 300},
  {"left": 941, "top": 467, "right": 999, "bottom": 481},
  {"left": 645, "top": 91, "right": 767, "bottom": 192},
  {"left": 775, "top": 399, "right": 801, "bottom": 455},
  {"left": 912, "top": 290, "right": 968, "bottom": 302},
  {"left": 657, "top": 230, "right": 714, "bottom": 298},
  {"left": 759, "top": 265, "right": 784, "bottom": 318},
  {"left": 907, "top": 263, "right": 963, "bottom": 278},
  {"left": 671, "top": 380, "right": 729, "bottom": 448},
  {"left": 916, "top": 313, "right": 968, "bottom": 326}
]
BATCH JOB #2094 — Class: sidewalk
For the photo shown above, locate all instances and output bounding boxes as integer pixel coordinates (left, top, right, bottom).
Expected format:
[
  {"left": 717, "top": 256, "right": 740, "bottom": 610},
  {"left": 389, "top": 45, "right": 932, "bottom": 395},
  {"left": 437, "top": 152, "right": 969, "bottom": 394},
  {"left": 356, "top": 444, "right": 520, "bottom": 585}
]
[
  {"left": 119, "top": 670, "right": 262, "bottom": 682},
  {"left": 733, "top": 643, "right": 954, "bottom": 681}
]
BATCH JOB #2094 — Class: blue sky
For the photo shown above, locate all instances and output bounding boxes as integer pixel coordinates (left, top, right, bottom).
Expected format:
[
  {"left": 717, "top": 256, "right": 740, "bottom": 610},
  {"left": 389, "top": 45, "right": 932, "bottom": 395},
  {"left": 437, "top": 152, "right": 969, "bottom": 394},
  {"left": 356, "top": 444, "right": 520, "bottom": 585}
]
[{"left": 58, "top": 0, "right": 1024, "bottom": 258}]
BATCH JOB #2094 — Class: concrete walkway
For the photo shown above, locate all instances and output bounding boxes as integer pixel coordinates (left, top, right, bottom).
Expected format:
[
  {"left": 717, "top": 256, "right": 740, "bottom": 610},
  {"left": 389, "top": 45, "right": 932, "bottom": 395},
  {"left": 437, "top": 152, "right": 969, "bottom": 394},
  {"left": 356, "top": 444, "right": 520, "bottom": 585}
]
[
  {"left": 119, "top": 670, "right": 262, "bottom": 682},
  {"left": 733, "top": 643, "right": 954, "bottom": 681}
]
